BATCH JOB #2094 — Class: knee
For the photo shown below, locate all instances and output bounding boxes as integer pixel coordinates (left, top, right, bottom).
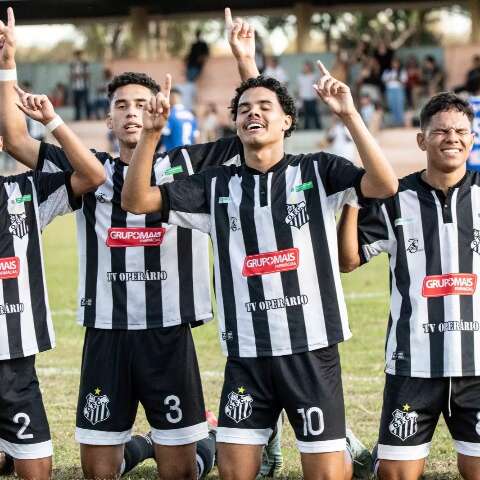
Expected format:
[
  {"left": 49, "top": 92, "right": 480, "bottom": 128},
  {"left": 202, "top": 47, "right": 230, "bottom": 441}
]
[
  {"left": 13, "top": 458, "right": 52, "bottom": 480},
  {"left": 81, "top": 461, "right": 121, "bottom": 480},
  {"left": 157, "top": 463, "right": 196, "bottom": 480},
  {"left": 377, "top": 460, "right": 423, "bottom": 480}
]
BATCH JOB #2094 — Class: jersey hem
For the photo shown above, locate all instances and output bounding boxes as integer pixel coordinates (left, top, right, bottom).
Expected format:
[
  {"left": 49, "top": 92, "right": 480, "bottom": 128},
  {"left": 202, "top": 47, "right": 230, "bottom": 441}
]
[
  {"left": 0, "top": 343, "right": 55, "bottom": 361},
  {"left": 221, "top": 333, "right": 350, "bottom": 358},
  {"left": 76, "top": 313, "right": 214, "bottom": 330},
  {"left": 385, "top": 367, "right": 479, "bottom": 378}
]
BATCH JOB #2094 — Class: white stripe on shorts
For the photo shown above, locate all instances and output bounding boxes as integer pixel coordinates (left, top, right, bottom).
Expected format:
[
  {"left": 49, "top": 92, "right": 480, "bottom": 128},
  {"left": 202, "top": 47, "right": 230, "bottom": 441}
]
[
  {"left": 0, "top": 437, "right": 52, "bottom": 459},
  {"left": 297, "top": 437, "right": 345, "bottom": 453},
  {"left": 216, "top": 427, "right": 272, "bottom": 445},
  {"left": 378, "top": 442, "right": 430, "bottom": 460},
  {"left": 75, "top": 427, "right": 132, "bottom": 445},
  {"left": 455, "top": 440, "right": 480, "bottom": 456},
  {"left": 151, "top": 421, "right": 208, "bottom": 446}
]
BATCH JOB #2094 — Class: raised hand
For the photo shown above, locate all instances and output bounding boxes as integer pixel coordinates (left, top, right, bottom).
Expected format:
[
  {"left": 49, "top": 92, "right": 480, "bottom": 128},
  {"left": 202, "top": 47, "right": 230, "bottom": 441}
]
[
  {"left": 0, "top": 7, "right": 16, "bottom": 68},
  {"left": 15, "top": 85, "right": 56, "bottom": 123},
  {"left": 225, "top": 7, "right": 255, "bottom": 61},
  {"left": 142, "top": 74, "right": 171, "bottom": 132},
  {"left": 313, "top": 60, "right": 356, "bottom": 117}
]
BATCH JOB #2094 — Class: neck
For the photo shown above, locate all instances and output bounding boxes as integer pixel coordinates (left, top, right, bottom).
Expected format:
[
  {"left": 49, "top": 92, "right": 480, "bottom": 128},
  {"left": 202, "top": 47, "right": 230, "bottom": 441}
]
[
  {"left": 244, "top": 142, "right": 284, "bottom": 173},
  {"left": 119, "top": 143, "right": 135, "bottom": 164},
  {"left": 422, "top": 165, "right": 466, "bottom": 194}
]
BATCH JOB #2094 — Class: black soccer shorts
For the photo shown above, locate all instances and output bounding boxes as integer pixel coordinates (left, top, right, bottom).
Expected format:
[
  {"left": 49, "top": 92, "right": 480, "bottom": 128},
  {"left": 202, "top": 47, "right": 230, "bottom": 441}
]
[
  {"left": 0, "top": 356, "right": 52, "bottom": 459},
  {"left": 75, "top": 325, "right": 207, "bottom": 446},
  {"left": 217, "top": 345, "right": 346, "bottom": 453},
  {"left": 378, "top": 374, "right": 480, "bottom": 460}
]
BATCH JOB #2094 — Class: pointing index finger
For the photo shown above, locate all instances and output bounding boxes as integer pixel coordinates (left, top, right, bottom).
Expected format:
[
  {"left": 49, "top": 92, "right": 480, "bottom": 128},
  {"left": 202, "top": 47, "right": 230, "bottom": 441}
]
[
  {"left": 225, "top": 7, "right": 233, "bottom": 29},
  {"left": 163, "top": 74, "right": 172, "bottom": 100},
  {"left": 7, "top": 7, "right": 14, "bottom": 29},
  {"left": 316, "top": 60, "right": 330, "bottom": 77}
]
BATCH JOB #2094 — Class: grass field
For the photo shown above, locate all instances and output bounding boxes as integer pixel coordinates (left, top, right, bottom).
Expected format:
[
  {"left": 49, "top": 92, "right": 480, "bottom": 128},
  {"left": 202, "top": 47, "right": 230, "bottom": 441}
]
[{"left": 29, "top": 213, "right": 462, "bottom": 479}]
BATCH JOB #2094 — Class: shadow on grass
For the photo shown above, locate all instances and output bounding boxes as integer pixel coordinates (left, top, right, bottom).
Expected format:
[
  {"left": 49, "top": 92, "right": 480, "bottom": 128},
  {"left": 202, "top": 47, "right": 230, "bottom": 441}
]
[{"left": 422, "top": 475, "right": 460, "bottom": 480}]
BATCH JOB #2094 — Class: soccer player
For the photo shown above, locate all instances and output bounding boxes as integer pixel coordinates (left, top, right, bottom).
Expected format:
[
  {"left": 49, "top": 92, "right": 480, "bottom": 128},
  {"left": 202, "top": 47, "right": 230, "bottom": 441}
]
[
  {"left": 121, "top": 33, "right": 397, "bottom": 480},
  {"left": 0, "top": 7, "right": 270, "bottom": 480},
  {"left": 0, "top": 9, "right": 106, "bottom": 480},
  {"left": 337, "top": 92, "right": 480, "bottom": 480},
  {"left": 160, "top": 87, "right": 199, "bottom": 150}
]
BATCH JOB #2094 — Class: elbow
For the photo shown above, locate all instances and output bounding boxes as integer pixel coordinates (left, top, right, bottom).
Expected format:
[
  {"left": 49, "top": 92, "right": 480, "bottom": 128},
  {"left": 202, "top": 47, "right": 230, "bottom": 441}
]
[
  {"left": 375, "top": 178, "right": 398, "bottom": 199},
  {"left": 121, "top": 196, "right": 142, "bottom": 215},
  {"left": 339, "top": 262, "right": 359, "bottom": 273},
  {"left": 84, "top": 170, "right": 106, "bottom": 192}
]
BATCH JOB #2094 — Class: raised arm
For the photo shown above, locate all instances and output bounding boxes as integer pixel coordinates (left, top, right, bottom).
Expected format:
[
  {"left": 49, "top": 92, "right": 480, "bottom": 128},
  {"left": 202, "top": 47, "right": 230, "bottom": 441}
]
[
  {"left": 0, "top": 7, "right": 39, "bottom": 167},
  {"left": 15, "top": 87, "right": 105, "bottom": 194},
  {"left": 337, "top": 205, "right": 361, "bottom": 272},
  {"left": 225, "top": 7, "right": 259, "bottom": 81},
  {"left": 122, "top": 75, "right": 171, "bottom": 214},
  {"left": 314, "top": 60, "right": 398, "bottom": 199}
]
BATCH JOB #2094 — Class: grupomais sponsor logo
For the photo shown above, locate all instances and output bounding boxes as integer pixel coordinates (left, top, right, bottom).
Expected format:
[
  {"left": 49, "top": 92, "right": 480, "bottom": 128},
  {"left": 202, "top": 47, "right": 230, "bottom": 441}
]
[
  {"left": 0, "top": 256, "right": 20, "bottom": 279},
  {"left": 106, "top": 228, "right": 166, "bottom": 247},
  {"left": 242, "top": 248, "right": 299, "bottom": 277},
  {"left": 422, "top": 273, "right": 477, "bottom": 297}
]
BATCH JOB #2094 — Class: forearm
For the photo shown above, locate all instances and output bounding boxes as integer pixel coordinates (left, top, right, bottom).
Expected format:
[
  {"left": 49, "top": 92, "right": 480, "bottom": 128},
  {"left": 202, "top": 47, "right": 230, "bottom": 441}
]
[
  {"left": 337, "top": 205, "right": 361, "bottom": 272},
  {"left": 340, "top": 110, "right": 398, "bottom": 198},
  {"left": 52, "top": 124, "right": 105, "bottom": 189},
  {"left": 122, "top": 130, "right": 162, "bottom": 214},
  {"left": 0, "top": 62, "right": 37, "bottom": 167},
  {"left": 237, "top": 56, "right": 259, "bottom": 81}
]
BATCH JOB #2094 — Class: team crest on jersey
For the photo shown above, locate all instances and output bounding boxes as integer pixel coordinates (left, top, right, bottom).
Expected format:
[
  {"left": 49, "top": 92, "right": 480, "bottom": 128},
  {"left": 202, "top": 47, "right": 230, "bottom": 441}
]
[
  {"left": 475, "top": 412, "right": 480, "bottom": 436},
  {"left": 285, "top": 201, "right": 309, "bottom": 229},
  {"left": 389, "top": 407, "right": 418, "bottom": 441},
  {"left": 471, "top": 229, "right": 480, "bottom": 255},
  {"left": 83, "top": 391, "right": 110, "bottom": 425},
  {"left": 225, "top": 388, "right": 253, "bottom": 423},
  {"left": 406, "top": 238, "right": 419, "bottom": 253},
  {"left": 9, "top": 213, "right": 28, "bottom": 239},
  {"left": 230, "top": 217, "right": 241, "bottom": 232}
]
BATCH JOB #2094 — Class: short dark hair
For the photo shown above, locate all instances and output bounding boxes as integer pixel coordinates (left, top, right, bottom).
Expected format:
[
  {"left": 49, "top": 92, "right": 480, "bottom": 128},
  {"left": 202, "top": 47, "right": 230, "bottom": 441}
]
[
  {"left": 107, "top": 72, "right": 160, "bottom": 100},
  {"left": 420, "top": 92, "right": 474, "bottom": 130},
  {"left": 229, "top": 76, "right": 297, "bottom": 137}
]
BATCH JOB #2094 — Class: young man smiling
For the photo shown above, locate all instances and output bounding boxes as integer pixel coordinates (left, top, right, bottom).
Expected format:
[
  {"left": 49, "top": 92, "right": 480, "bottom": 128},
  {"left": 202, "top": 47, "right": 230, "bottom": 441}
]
[
  {"left": 338, "top": 93, "right": 480, "bottom": 480},
  {"left": 121, "top": 45, "right": 397, "bottom": 479}
]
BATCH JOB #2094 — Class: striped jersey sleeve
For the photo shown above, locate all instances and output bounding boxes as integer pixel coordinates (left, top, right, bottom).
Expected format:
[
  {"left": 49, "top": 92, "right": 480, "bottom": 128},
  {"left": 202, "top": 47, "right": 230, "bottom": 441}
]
[{"left": 358, "top": 201, "right": 395, "bottom": 263}]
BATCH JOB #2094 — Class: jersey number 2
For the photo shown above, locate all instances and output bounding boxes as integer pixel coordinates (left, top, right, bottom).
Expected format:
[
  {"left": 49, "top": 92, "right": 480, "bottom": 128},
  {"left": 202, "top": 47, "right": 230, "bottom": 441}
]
[{"left": 13, "top": 412, "right": 33, "bottom": 440}]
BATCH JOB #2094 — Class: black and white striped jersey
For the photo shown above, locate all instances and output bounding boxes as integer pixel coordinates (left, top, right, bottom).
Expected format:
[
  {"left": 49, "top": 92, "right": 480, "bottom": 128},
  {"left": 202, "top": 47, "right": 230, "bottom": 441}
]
[
  {"left": 0, "top": 171, "right": 80, "bottom": 360},
  {"left": 38, "top": 137, "right": 243, "bottom": 330},
  {"left": 160, "top": 152, "right": 366, "bottom": 357},
  {"left": 358, "top": 170, "right": 480, "bottom": 378}
]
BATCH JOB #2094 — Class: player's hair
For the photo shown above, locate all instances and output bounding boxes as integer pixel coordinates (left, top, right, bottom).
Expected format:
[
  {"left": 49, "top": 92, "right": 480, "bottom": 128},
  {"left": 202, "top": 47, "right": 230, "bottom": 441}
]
[
  {"left": 107, "top": 72, "right": 160, "bottom": 100},
  {"left": 229, "top": 76, "right": 297, "bottom": 138},
  {"left": 420, "top": 92, "right": 474, "bottom": 130}
]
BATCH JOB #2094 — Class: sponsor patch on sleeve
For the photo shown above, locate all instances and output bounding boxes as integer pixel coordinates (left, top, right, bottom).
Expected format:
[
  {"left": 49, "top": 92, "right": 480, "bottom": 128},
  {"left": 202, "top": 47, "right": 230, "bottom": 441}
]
[
  {"left": 422, "top": 273, "right": 477, "bottom": 297},
  {"left": 106, "top": 228, "right": 166, "bottom": 248},
  {"left": 242, "top": 248, "right": 299, "bottom": 277}
]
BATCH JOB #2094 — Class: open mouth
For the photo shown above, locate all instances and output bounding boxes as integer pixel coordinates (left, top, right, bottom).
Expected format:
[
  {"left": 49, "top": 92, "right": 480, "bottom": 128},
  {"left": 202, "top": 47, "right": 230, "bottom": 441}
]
[
  {"left": 245, "top": 122, "right": 265, "bottom": 132},
  {"left": 124, "top": 123, "right": 141, "bottom": 132}
]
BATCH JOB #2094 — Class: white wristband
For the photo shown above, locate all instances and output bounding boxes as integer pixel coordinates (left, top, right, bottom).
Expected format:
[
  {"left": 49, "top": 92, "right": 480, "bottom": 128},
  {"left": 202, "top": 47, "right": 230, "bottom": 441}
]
[
  {"left": 0, "top": 69, "right": 17, "bottom": 82},
  {"left": 45, "top": 115, "right": 64, "bottom": 133}
]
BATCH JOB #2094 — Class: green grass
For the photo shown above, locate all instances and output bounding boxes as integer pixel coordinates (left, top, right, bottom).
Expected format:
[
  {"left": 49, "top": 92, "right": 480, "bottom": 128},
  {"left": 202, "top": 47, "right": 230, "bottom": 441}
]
[{"left": 32, "top": 214, "right": 462, "bottom": 478}]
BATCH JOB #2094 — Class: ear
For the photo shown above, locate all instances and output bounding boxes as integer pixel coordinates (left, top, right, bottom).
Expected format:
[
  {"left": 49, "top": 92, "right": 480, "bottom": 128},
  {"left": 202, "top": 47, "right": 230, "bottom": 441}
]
[
  {"left": 417, "top": 131, "right": 426, "bottom": 151},
  {"left": 283, "top": 114, "right": 292, "bottom": 133},
  {"left": 106, "top": 113, "right": 113, "bottom": 130}
]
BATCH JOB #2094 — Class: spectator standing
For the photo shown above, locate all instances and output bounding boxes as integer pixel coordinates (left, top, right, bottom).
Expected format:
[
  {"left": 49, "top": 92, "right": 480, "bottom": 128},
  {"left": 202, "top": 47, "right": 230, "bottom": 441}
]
[
  {"left": 357, "top": 56, "right": 383, "bottom": 103},
  {"left": 404, "top": 55, "right": 422, "bottom": 109},
  {"left": 382, "top": 58, "right": 407, "bottom": 126},
  {"left": 49, "top": 82, "right": 67, "bottom": 108},
  {"left": 70, "top": 49, "right": 90, "bottom": 120},
  {"left": 454, "top": 54, "right": 480, "bottom": 95},
  {"left": 185, "top": 29, "right": 210, "bottom": 82},
  {"left": 264, "top": 56, "right": 289, "bottom": 85},
  {"left": 201, "top": 102, "right": 220, "bottom": 142},
  {"left": 297, "top": 60, "right": 321, "bottom": 129},
  {"left": 421, "top": 55, "right": 444, "bottom": 97},
  {"left": 93, "top": 68, "right": 113, "bottom": 119},
  {"left": 161, "top": 87, "right": 199, "bottom": 151}
]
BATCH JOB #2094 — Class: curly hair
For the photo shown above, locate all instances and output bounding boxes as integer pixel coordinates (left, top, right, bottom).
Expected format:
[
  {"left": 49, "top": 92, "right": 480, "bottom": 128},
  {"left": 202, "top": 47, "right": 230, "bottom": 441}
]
[
  {"left": 229, "top": 76, "right": 297, "bottom": 138},
  {"left": 420, "top": 92, "right": 474, "bottom": 130},
  {"left": 107, "top": 72, "right": 160, "bottom": 100}
]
